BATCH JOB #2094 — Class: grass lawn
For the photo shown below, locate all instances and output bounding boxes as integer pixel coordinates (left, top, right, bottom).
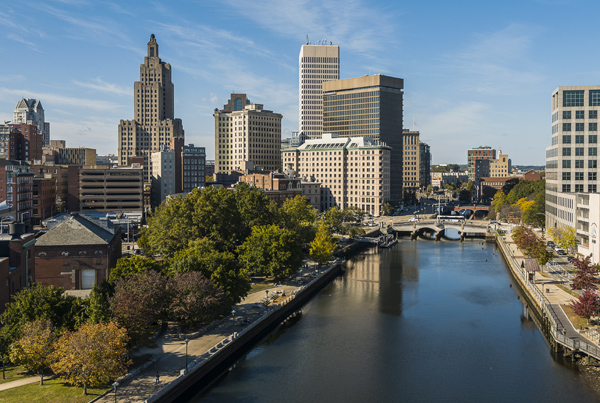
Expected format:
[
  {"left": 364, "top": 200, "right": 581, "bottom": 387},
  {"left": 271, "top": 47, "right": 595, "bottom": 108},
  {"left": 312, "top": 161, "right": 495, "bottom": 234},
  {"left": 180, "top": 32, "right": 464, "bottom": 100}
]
[
  {"left": 561, "top": 303, "right": 591, "bottom": 330},
  {"left": 0, "top": 365, "right": 33, "bottom": 385},
  {"left": 249, "top": 283, "right": 274, "bottom": 294},
  {"left": 0, "top": 378, "right": 109, "bottom": 403}
]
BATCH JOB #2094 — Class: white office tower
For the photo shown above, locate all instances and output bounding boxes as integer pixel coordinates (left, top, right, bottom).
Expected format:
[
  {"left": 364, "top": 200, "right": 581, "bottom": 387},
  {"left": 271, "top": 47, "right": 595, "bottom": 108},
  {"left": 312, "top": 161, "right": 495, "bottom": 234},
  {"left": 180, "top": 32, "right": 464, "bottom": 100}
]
[{"left": 299, "top": 40, "right": 339, "bottom": 139}]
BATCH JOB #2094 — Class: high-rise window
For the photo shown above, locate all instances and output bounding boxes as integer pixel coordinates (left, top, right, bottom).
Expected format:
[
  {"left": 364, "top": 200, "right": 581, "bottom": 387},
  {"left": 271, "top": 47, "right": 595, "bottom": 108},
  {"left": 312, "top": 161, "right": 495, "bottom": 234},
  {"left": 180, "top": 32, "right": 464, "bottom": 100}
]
[
  {"left": 590, "top": 90, "right": 600, "bottom": 106},
  {"left": 590, "top": 110, "right": 598, "bottom": 119},
  {"left": 590, "top": 123, "right": 598, "bottom": 132},
  {"left": 589, "top": 160, "right": 597, "bottom": 169},
  {"left": 563, "top": 111, "right": 571, "bottom": 119},
  {"left": 576, "top": 135, "right": 585, "bottom": 143},
  {"left": 563, "top": 90, "right": 584, "bottom": 107},
  {"left": 576, "top": 110, "right": 585, "bottom": 119},
  {"left": 576, "top": 123, "right": 585, "bottom": 131},
  {"left": 563, "top": 123, "right": 571, "bottom": 131},
  {"left": 576, "top": 160, "right": 584, "bottom": 168},
  {"left": 575, "top": 184, "right": 584, "bottom": 192}
]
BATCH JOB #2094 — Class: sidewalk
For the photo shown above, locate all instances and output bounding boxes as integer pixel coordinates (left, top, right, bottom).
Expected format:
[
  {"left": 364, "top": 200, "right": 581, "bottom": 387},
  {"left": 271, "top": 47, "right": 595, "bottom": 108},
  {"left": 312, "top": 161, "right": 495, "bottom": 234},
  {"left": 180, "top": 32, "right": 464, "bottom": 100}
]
[{"left": 0, "top": 376, "right": 41, "bottom": 392}]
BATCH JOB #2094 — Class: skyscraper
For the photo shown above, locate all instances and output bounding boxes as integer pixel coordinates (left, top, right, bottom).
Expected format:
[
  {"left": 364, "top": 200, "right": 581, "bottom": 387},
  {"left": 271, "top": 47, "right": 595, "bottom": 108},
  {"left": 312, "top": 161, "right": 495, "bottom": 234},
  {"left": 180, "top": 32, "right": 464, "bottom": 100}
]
[
  {"left": 299, "top": 41, "right": 339, "bottom": 139},
  {"left": 214, "top": 94, "right": 282, "bottom": 173},
  {"left": 13, "top": 98, "right": 50, "bottom": 146},
  {"left": 118, "top": 34, "right": 184, "bottom": 182},
  {"left": 323, "top": 74, "right": 404, "bottom": 201}
]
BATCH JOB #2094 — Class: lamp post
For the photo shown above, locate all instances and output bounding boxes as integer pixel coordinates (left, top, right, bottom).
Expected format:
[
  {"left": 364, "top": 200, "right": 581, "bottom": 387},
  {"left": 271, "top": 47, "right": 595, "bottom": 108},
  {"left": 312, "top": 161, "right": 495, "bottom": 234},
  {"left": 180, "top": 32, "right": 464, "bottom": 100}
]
[
  {"left": 184, "top": 338, "right": 189, "bottom": 374},
  {"left": 112, "top": 381, "right": 119, "bottom": 403}
]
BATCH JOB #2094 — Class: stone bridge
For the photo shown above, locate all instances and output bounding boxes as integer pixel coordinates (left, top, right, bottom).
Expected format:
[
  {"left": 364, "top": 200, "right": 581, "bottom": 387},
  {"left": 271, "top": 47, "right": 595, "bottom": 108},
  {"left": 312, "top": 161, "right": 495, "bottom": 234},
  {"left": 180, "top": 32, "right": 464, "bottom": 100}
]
[{"left": 391, "top": 220, "right": 490, "bottom": 241}]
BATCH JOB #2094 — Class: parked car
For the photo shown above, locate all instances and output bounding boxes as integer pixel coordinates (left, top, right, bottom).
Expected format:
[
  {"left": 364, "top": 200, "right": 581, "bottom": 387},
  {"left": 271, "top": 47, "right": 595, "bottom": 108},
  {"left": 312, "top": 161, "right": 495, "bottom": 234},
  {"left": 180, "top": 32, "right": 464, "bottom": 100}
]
[
  {"left": 547, "top": 241, "right": 555, "bottom": 247},
  {"left": 408, "top": 217, "right": 419, "bottom": 222},
  {"left": 556, "top": 248, "right": 567, "bottom": 255}
]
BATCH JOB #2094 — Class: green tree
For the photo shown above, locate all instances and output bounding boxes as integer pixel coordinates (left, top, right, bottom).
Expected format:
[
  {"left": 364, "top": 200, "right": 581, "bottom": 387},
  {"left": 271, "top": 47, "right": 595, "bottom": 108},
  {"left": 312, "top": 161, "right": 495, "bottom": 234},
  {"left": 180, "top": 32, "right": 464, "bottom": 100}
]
[
  {"left": 238, "top": 225, "right": 304, "bottom": 279},
  {"left": 281, "top": 195, "right": 317, "bottom": 244},
  {"left": 109, "top": 255, "right": 161, "bottom": 284},
  {"left": 344, "top": 206, "right": 365, "bottom": 223},
  {"left": 168, "top": 238, "right": 250, "bottom": 304},
  {"left": 348, "top": 225, "right": 366, "bottom": 239},
  {"left": 310, "top": 221, "right": 336, "bottom": 266},
  {"left": 0, "top": 284, "right": 85, "bottom": 349},
  {"left": 86, "top": 282, "right": 113, "bottom": 324},
  {"left": 492, "top": 191, "right": 509, "bottom": 214},
  {"left": 324, "top": 206, "right": 345, "bottom": 235},
  {"left": 382, "top": 203, "right": 394, "bottom": 216},
  {"left": 458, "top": 189, "right": 472, "bottom": 204},
  {"left": 168, "top": 272, "right": 228, "bottom": 327},
  {"left": 51, "top": 322, "right": 130, "bottom": 395},
  {"left": 234, "top": 182, "right": 280, "bottom": 241},
  {"left": 9, "top": 319, "right": 55, "bottom": 385},
  {"left": 502, "top": 178, "right": 520, "bottom": 196}
]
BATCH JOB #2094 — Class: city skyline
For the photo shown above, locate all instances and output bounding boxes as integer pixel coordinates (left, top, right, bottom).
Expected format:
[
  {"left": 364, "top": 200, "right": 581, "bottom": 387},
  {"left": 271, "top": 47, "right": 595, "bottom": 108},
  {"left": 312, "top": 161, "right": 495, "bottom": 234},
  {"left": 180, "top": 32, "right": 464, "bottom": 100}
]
[{"left": 1, "top": 1, "right": 599, "bottom": 165}]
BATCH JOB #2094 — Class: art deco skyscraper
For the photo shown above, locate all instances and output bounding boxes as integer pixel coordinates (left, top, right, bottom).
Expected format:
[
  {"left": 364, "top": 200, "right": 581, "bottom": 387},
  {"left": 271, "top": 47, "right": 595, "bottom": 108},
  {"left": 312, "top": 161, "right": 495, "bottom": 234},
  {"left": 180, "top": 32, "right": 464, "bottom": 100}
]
[
  {"left": 299, "top": 41, "right": 339, "bottom": 139},
  {"left": 118, "top": 34, "right": 184, "bottom": 182},
  {"left": 13, "top": 98, "right": 50, "bottom": 146}
]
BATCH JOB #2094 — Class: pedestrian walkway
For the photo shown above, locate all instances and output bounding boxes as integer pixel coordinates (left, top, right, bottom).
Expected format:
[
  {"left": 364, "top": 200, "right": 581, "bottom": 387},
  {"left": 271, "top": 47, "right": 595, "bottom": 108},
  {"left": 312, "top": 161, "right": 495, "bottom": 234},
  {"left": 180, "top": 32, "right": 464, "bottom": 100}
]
[
  {"left": 94, "top": 283, "right": 301, "bottom": 403},
  {"left": 0, "top": 376, "right": 41, "bottom": 392}
]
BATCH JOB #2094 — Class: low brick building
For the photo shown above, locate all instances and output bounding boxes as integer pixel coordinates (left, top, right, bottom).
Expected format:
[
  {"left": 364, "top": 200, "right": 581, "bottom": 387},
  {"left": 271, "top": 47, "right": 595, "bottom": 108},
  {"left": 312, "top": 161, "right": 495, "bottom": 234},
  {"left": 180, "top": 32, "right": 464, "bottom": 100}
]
[
  {"left": 0, "top": 225, "right": 36, "bottom": 313},
  {"left": 35, "top": 214, "right": 121, "bottom": 290}
]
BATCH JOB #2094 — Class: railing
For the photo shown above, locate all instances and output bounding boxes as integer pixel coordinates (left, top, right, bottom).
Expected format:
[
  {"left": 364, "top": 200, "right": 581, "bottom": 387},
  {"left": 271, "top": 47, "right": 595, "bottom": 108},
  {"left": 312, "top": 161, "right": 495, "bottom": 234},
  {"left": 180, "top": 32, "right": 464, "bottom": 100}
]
[{"left": 497, "top": 236, "right": 600, "bottom": 361}]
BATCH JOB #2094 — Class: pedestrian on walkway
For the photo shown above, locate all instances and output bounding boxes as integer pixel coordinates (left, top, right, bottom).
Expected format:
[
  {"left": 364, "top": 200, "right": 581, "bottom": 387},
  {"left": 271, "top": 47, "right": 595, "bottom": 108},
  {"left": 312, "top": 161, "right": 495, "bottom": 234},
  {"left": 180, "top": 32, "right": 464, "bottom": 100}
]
[{"left": 155, "top": 371, "right": 160, "bottom": 385}]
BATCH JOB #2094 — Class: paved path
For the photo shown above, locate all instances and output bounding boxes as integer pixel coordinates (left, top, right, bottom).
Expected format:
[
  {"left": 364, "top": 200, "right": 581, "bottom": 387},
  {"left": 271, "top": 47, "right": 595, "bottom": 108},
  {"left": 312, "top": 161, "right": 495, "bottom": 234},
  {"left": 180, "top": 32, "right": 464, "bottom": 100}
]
[
  {"left": 94, "top": 280, "right": 305, "bottom": 403},
  {"left": 0, "top": 376, "right": 41, "bottom": 392}
]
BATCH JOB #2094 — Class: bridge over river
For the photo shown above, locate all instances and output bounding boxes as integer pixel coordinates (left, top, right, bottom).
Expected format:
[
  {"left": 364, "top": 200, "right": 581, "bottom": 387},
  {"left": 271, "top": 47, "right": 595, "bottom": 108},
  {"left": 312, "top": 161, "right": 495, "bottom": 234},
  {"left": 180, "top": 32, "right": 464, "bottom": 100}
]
[{"left": 391, "top": 220, "right": 491, "bottom": 241}]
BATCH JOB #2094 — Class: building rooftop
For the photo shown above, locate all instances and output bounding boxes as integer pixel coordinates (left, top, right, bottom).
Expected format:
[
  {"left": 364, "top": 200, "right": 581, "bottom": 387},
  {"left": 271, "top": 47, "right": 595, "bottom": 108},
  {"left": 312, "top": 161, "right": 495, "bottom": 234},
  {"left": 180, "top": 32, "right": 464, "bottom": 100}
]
[{"left": 36, "top": 214, "right": 119, "bottom": 247}]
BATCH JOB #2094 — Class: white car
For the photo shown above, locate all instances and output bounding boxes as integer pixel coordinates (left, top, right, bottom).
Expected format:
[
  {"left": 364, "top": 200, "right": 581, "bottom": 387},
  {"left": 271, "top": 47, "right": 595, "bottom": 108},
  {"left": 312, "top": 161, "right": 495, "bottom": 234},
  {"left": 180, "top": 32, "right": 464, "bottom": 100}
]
[{"left": 409, "top": 217, "right": 419, "bottom": 222}]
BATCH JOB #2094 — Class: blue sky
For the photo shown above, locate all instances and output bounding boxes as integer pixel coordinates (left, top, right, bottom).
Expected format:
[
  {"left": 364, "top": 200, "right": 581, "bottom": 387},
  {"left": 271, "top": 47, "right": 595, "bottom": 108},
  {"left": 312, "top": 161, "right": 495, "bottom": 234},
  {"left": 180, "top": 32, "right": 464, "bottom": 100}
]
[{"left": 0, "top": 0, "right": 598, "bottom": 165}]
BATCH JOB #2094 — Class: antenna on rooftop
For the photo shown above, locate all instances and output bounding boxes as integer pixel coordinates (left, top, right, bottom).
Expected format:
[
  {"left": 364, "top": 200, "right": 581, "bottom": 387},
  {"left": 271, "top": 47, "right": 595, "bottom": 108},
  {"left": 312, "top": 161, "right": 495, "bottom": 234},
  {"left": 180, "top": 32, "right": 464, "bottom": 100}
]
[{"left": 306, "top": 35, "right": 309, "bottom": 45}]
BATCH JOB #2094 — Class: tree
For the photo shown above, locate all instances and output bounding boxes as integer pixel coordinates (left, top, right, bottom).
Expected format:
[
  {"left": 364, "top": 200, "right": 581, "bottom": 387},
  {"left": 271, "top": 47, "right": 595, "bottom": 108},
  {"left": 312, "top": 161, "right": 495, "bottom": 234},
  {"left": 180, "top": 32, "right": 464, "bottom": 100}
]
[
  {"left": 348, "top": 226, "right": 366, "bottom": 239},
  {"left": 571, "top": 256, "right": 600, "bottom": 291},
  {"left": 458, "top": 189, "right": 471, "bottom": 204},
  {"left": 502, "top": 178, "right": 520, "bottom": 196},
  {"left": 310, "top": 221, "right": 336, "bottom": 266},
  {"left": 548, "top": 226, "right": 577, "bottom": 251},
  {"left": 492, "top": 191, "right": 508, "bottom": 214},
  {"left": 323, "top": 207, "right": 345, "bottom": 235},
  {"left": 109, "top": 255, "right": 161, "bottom": 284},
  {"left": 86, "top": 282, "right": 113, "bottom": 325},
  {"left": 51, "top": 322, "right": 130, "bottom": 395},
  {"left": 110, "top": 271, "right": 168, "bottom": 347},
  {"left": 9, "top": 319, "right": 55, "bottom": 385},
  {"left": 238, "top": 225, "right": 304, "bottom": 279},
  {"left": 281, "top": 195, "right": 317, "bottom": 244},
  {"left": 168, "top": 272, "right": 228, "bottom": 327},
  {"left": 382, "top": 203, "right": 394, "bottom": 216},
  {"left": 168, "top": 238, "right": 250, "bottom": 304},
  {"left": 344, "top": 206, "right": 365, "bottom": 223},
  {"left": 0, "top": 284, "right": 85, "bottom": 349},
  {"left": 570, "top": 289, "right": 600, "bottom": 325}
]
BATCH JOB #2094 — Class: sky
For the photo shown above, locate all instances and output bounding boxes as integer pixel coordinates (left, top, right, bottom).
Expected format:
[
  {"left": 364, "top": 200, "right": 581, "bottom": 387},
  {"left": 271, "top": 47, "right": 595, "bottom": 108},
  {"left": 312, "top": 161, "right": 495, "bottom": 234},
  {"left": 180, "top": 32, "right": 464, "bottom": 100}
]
[{"left": 1, "top": 0, "right": 599, "bottom": 166}]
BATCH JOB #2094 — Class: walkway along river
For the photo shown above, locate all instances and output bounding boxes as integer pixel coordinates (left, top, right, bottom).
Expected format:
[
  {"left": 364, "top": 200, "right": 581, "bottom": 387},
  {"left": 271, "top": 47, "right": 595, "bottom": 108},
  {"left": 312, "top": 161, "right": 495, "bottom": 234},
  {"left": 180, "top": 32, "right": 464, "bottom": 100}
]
[{"left": 192, "top": 240, "right": 600, "bottom": 402}]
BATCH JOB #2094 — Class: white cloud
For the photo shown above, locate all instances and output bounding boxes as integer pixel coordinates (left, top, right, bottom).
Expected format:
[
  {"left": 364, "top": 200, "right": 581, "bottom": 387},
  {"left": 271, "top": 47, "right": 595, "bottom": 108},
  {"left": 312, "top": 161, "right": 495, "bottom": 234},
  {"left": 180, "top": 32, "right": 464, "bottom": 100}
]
[
  {"left": 73, "top": 78, "right": 131, "bottom": 97},
  {"left": 0, "top": 87, "right": 125, "bottom": 112}
]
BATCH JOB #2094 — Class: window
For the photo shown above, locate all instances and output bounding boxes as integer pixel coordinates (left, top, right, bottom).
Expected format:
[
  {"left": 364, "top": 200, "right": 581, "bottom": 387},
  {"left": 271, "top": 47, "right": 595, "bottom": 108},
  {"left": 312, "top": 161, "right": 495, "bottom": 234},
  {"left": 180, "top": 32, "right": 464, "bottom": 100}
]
[
  {"left": 590, "top": 123, "right": 598, "bottom": 132},
  {"left": 576, "top": 172, "right": 584, "bottom": 180},
  {"left": 563, "top": 184, "right": 571, "bottom": 192},
  {"left": 576, "top": 184, "right": 584, "bottom": 192},
  {"left": 590, "top": 160, "right": 598, "bottom": 168},
  {"left": 589, "top": 172, "right": 597, "bottom": 181},
  {"left": 576, "top": 135, "right": 585, "bottom": 143},
  {"left": 576, "top": 110, "right": 585, "bottom": 119},
  {"left": 562, "top": 160, "right": 571, "bottom": 168},
  {"left": 576, "top": 123, "right": 585, "bottom": 131},
  {"left": 576, "top": 147, "right": 585, "bottom": 156},
  {"left": 590, "top": 90, "right": 600, "bottom": 106},
  {"left": 590, "top": 110, "right": 598, "bottom": 119},
  {"left": 589, "top": 184, "right": 597, "bottom": 193},
  {"left": 576, "top": 160, "right": 584, "bottom": 168},
  {"left": 562, "top": 172, "right": 571, "bottom": 181},
  {"left": 562, "top": 148, "right": 571, "bottom": 156},
  {"left": 563, "top": 111, "right": 572, "bottom": 119},
  {"left": 562, "top": 135, "right": 571, "bottom": 143},
  {"left": 591, "top": 147, "right": 598, "bottom": 156},
  {"left": 564, "top": 90, "right": 584, "bottom": 107},
  {"left": 563, "top": 123, "right": 571, "bottom": 131}
]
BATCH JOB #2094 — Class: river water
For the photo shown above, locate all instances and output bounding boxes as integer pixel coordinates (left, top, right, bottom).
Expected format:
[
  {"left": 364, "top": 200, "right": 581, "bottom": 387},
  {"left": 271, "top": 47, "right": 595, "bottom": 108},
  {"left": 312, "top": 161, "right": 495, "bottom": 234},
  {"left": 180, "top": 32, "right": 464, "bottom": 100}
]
[{"left": 193, "top": 240, "right": 599, "bottom": 402}]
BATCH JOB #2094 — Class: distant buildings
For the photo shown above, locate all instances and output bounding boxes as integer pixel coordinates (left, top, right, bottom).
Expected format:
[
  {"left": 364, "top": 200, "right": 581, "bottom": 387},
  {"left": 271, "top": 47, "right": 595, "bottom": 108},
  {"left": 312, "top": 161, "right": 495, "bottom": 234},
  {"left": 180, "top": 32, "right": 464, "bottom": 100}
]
[
  {"left": 151, "top": 147, "right": 176, "bottom": 207},
  {"left": 323, "top": 74, "right": 404, "bottom": 201},
  {"left": 299, "top": 41, "right": 340, "bottom": 139},
  {"left": 213, "top": 94, "right": 282, "bottom": 174},
  {"left": 13, "top": 98, "right": 50, "bottom": 146},
  {"left": 0, "top": 123, "right": 43, "bottom": 162},
  {"left": 118, "top": 34, "right": 185, "bottom": 183},
  {"left": 0, "top": 160, "right": 34, "bottom": 229},
  {"left": 282, "top": 133, "right": 390, "bottom": 216},
  {"left": 474, "top": 151, "right": 511, "bottom": 184},
  {"left": 181, "top": 144, "right": 205, "bottom": 192},
  {"left": 402, "top": 130, "right": 431, "bottom": 193},
  {"left": 79, "top": 165, "right": 144, "bottom": 214}
]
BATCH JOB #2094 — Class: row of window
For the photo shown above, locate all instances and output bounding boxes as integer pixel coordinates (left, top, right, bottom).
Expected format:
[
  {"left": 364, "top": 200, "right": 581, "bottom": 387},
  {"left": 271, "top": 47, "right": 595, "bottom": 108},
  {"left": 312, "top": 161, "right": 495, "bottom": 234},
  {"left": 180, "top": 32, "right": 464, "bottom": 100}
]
[
  {"left": 563, "top": 90, "right": 600, "bottom": 107},
  {"left": 562, "top": 123, "right": 598, "bottom": 131},
  {"left": 563, "top": 110, "right": 598, "bottom": 119},
  {"left": 562, "top": 172, "right": 598, "bottom": 180},
  {"left": 563, "top": 135, "right": 598, "bottom": 143},
  {"left": 562, "top": 184, "right": 597, "bottom": 192},
  {"left": 562, "top": 147, "right": 598, "bottom": 156},
  {"left": 562, "top": 160, "right": 598, "bottom": 168}
]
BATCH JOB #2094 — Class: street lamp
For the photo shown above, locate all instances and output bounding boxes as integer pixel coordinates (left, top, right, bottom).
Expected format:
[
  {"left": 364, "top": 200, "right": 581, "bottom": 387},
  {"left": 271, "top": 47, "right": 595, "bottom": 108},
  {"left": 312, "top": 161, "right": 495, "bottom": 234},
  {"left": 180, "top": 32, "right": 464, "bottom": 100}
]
[
  {"left": 184, "top": 338, "right": 189, "bottom": 374},
  {"left": 112, "top": 381, "right": 119, "bottom": 403}
]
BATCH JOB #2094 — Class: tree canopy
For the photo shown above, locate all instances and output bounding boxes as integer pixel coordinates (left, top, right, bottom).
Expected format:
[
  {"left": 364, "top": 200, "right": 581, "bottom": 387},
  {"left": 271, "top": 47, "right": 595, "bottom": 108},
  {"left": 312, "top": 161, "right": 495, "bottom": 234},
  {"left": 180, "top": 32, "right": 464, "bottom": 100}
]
[
  {"left": 10, "top": 319, "right": 55, "bottom": 385},
  {"left": 310, "top": 221, "right": 336, "bottom": 265}
]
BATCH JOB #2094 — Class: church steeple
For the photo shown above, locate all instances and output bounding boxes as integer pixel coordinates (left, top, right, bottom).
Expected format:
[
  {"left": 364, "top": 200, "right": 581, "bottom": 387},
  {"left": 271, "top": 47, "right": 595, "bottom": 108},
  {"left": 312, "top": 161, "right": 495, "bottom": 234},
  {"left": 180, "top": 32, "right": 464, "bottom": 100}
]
[{"left": 147, "top": 34, "right": 158, "bottom": 58}]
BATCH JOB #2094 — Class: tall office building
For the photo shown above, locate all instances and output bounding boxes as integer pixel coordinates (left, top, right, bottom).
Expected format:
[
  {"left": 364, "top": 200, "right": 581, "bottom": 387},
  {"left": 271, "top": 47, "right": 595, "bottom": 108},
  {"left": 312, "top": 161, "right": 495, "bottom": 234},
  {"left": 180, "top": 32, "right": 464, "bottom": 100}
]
[
  {"left": 323, "top": 74, "right": 404, "bottom": 201},
  {"left": 181, "top": 144, "right": 205, "bottom": 192},
  {"left": 419, "top": 141, "right": 431, "bottom": 188},
  {"left": 299, "top": 42, "right": 340, "bottom": 139},
  {"left": 546, "top": 86, "right": 600, "bottom": 240},
  {"left": 214, "top": 94, "right": 282, "bottom": 173},
  {"left": 402, "top": 130, "right": 421, "bottom": 193},
  {"left": 118, "top": 34, "right": 184, "bottom": 182},
  {"left": 467, "top": 146, "right": 496, "bottom": 181},
  {"left": 13, "top": 98, "right": 50, "bottom": 146}
]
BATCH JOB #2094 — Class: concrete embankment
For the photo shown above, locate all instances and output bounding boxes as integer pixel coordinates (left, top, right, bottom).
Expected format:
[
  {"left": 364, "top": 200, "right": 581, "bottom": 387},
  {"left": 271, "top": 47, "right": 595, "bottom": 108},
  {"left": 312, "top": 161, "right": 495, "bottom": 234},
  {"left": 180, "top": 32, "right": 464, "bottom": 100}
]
[{"left": 146, "top": 260, "right": 344, "bottom": 403}]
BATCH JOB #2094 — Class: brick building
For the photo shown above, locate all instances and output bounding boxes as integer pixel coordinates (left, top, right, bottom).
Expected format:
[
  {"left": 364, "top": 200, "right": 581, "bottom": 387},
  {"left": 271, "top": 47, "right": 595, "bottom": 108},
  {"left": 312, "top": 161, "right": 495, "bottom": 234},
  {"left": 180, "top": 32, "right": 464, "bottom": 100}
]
[
  {"left": 35, "top": 214, "right": 121, "bottom": 290},
  {"left": 0, "top": 225, "right": 36, "bottom": 312}
]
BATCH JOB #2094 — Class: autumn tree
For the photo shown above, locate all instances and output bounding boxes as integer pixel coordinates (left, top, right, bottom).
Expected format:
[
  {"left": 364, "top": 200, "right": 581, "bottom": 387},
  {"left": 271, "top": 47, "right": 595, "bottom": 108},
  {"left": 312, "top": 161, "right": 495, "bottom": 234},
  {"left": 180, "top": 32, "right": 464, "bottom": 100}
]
[
  {"left": 549, "top": 226, "right": 577, "bottom": 252},
  {"left": 109, "top": 255, "right": 161, "bottom": 284},
  {"left": 110, "top": 271, "right": 168, "bottom": 347},
  {"left": 492, "top": 191, "right": 509, "bottom": 215},
  {"left": 168, "top": 272, "right": 228, "bottom": 327},
  {"left": 570, "top": 289, "right": 600, "bottom": 325},
  {"left": 512, "top": 226, "right": 553, "bottom": 266},
  {"left": 571, "top": 256, "right": 600, "bottom": 291},
  {"left": 51, "top": 322, "right": 130, "bottom": 395},
  {"left": 238, "top": 225, "right": 304, "bottom": 279},
  {"left": 168, "top": 238, "right": 250, "bottom": 304},
  {"left": 310, "top": 220, "right": 336, "bottom": 266},
  {"left": 9, "top": 319, "right": 55, "bottom": 385}
]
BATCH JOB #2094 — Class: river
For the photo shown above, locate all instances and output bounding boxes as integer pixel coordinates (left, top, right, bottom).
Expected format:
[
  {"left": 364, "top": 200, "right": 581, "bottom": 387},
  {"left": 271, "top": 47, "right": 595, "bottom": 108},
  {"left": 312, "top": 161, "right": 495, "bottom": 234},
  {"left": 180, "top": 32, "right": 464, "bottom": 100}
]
[{"left": 192, "top": 240, "right": 600, "bottom": 402}]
